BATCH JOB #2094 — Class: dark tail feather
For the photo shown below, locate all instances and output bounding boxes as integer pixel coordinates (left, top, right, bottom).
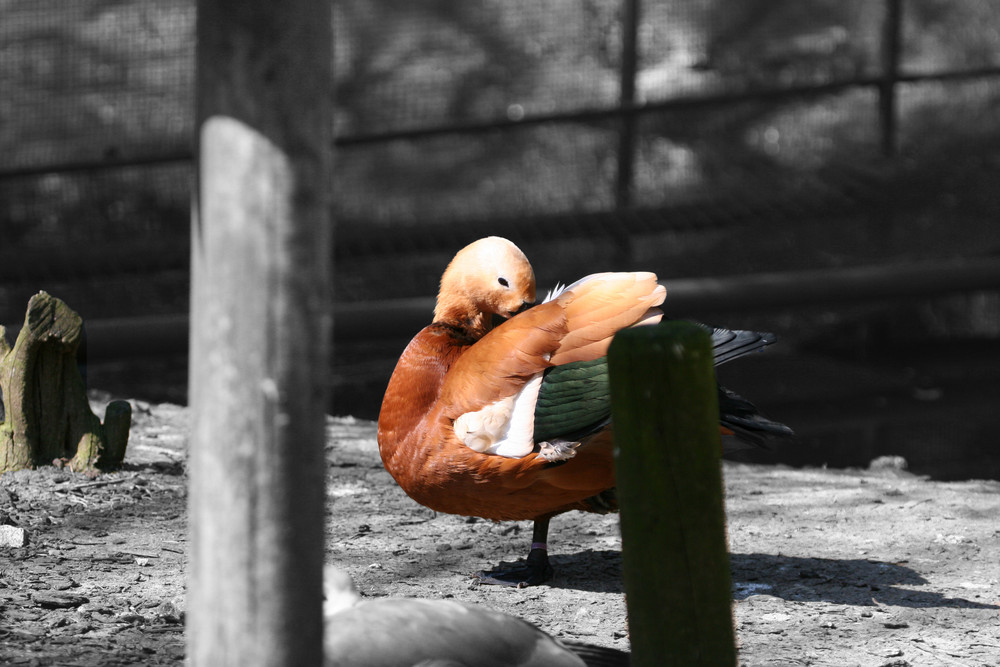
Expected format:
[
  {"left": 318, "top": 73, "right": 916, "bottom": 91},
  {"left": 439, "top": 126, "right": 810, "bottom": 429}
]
[
  {"left": 708, "top": 326, "right": 777, "bottom": 367},
  {"left": 561, "top": 639, "right": 631, "bottom": 667},
  {"left": 719, "top": 386, "right": 794, "bottom": 451},
  {"left": 705, "top": 325, "right": 792, "bottom": 450}
]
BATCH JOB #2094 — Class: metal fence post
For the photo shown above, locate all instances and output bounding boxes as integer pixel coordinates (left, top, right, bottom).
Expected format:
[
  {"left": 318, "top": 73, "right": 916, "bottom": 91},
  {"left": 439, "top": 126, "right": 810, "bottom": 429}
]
[
  {"left": 608, "top": 321, "right": 737, "bottom": 666},
  {"left": 880, "top": 0, "right": 904, "bottom": 157},
  {"left": 616, "top": 0, "right": 640, "bottom": 209}
]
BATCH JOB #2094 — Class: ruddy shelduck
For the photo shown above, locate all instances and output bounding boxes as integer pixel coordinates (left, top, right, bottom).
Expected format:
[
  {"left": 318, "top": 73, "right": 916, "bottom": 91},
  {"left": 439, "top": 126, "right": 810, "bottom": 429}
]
[{"left": 377, "top": 237, "right": 792, "bottom": 586}]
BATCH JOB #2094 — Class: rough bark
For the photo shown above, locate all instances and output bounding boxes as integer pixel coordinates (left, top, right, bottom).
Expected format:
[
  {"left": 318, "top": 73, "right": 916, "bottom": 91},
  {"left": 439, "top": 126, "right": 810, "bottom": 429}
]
[{"left": 0, "top": 291, "right": 131, "bottom": 474}]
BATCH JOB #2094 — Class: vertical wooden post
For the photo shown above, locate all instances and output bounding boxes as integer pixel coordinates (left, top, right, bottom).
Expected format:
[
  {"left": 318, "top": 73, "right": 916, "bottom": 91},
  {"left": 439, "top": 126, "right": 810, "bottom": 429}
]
[
  {"left": 879, "top": 0, "right": 903, "bottom": 157},
  {"left": 608, "top": 321, "right": 736, "bottom": 666},
  {"left": 616, "top": 0, "right": 640, "bottom": 210},
  {"left": 189, "top": 1, "right": 332, "bottom": 666}
]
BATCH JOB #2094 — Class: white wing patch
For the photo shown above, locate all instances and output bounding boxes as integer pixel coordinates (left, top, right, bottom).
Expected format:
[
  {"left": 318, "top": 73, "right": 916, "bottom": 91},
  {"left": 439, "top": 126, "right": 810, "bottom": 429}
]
[
  {"left": 542, "top": 282, "right": 566, "bottom": 303},
  {"left": 454, "top": 372, "right": 544, "bottom": 458},
  {"left": 543, "top": 273, "right": 615, "bottom": 303}
]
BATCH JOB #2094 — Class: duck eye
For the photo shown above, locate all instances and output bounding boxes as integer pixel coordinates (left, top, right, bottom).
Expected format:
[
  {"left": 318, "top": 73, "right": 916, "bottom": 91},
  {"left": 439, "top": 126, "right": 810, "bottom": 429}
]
[{"left": 498, "top": 277, "right": 509, "bottom": 288}]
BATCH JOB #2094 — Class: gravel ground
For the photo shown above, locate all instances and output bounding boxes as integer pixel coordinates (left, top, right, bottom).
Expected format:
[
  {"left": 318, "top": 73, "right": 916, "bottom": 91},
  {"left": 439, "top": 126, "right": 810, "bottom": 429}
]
[{"left": 1, "top": 399, "right": 998, "bottom": 666}]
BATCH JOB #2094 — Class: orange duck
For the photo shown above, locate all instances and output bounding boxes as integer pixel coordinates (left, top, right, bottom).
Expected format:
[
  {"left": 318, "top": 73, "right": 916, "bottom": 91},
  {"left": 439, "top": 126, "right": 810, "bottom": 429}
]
[{"left": 377, "top": 237, "right": 792, "bottom": 586}]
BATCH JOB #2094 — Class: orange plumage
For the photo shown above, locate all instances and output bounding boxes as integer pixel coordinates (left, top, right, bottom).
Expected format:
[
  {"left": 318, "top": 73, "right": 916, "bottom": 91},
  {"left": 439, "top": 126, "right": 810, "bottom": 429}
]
[
  {"left": 378, "top": 244, "right": 662, "bottom": 523},
  {"left": 377, "top": 237, "right": 789, "bottom": 585}
]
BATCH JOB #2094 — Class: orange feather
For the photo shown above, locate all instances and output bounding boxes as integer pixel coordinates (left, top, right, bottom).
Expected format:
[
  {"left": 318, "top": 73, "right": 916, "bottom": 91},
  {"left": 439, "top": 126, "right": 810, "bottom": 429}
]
[
  {"left": 377, "top": 240, "right": 662, "bottom": 523},
  {"left": 377, "top": 238, "right": 791, "bottom": 586}
]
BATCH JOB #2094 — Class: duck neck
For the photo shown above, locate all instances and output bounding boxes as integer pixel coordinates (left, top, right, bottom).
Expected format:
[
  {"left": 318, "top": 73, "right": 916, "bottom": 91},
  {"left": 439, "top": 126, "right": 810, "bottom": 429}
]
[{"left": 433, "top": 297, "right": 492, "bottom": 339}]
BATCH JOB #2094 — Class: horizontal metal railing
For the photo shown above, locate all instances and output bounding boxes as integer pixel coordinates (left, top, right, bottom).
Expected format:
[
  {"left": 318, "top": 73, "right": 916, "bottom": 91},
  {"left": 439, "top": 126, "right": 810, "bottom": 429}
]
[
  {"left": 5, "top": 256, "right": 998, "bottom": 360},
  {"left": 3, "top": 63, "right": 1000, "bottom": 182}
]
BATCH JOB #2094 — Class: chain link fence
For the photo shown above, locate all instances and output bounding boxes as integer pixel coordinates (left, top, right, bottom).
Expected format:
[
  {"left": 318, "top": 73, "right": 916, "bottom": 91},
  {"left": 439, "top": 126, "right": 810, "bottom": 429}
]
[
  {"left": 3, "top": 1, "right": 1000, "bottom": 462},
  {"left": 4, "top": 0, "right": 1000, "bottom": 313}
]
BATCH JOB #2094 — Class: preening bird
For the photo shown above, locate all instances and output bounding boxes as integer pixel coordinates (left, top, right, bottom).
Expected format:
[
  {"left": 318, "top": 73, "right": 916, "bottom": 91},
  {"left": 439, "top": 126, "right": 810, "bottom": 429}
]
[
  {"left": 377, "top": 237, "right": 793, "bottom": 586},
  {"left": 323, "top": 566, "right": 629, "bottom": 667}
]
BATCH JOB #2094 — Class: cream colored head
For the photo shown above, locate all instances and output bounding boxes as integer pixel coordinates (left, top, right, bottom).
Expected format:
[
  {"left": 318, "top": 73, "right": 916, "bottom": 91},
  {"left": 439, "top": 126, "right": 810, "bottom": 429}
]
[{"left": 434, "top": 237, "right": 536, "bottom": 332}]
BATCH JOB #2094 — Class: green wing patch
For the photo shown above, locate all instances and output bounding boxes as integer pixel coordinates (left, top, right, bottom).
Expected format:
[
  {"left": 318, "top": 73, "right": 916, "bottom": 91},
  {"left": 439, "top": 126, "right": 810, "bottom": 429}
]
[{"left": 533, "top": 357, "right": 611, "bottom": 442}]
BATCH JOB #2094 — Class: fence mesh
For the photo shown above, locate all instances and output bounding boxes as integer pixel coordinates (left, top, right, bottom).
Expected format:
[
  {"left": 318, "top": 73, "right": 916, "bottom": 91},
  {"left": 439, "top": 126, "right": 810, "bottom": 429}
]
[
  {"left": 4, "top": 2, "right": 1000, "bottom": 310},
  {"left": 1, "top": 0, "right": 999, "bottom": 328},
  {"left": 3, "top": 0, "right": 1000, "bottom": 470}
]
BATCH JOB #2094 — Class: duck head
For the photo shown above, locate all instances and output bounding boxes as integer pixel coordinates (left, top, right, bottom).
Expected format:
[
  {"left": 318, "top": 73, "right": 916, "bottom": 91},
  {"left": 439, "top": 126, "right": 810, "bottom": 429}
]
[{"left": 434, "top": 236, "right": 536, "bottom": 335}]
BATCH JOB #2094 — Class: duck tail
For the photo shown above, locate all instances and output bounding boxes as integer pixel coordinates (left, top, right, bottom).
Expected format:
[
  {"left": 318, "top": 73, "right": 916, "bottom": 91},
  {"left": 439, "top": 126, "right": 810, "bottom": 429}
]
[
  {"left": 707, "top": 325, "right": 777, "bottom": 366},
  {"left": 719, "top": 385, "right": 794, "bottom": 451}
]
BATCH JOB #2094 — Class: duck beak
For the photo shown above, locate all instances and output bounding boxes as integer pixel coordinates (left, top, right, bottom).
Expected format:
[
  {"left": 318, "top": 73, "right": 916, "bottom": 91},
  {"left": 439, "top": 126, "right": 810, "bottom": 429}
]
[
  {"left": 492, "top": 301, "right": 535, "bottom": 329},
  {"left": 510, "top": 300, "right": 535, "bottom": 317}
]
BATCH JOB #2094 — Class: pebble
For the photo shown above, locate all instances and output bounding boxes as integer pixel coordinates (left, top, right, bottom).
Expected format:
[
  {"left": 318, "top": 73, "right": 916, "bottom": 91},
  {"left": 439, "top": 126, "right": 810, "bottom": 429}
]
[
  {"left": 869, "top": 455, "right": 909, "bottom": 474},
  {"left": 32, "top": 591, "right": 89, "bottom": 609},
  {"left": 0, "top": 524, "right": 29, "bottom": 547},
  {"left": 47, "top": 576, "right": 76, "bottom": 591},
  {"left": 114, "top": 611, "right": 148, "bottom": 625},
  {"left": 153, "top": 600, "right": 184, "bottom": 624}
]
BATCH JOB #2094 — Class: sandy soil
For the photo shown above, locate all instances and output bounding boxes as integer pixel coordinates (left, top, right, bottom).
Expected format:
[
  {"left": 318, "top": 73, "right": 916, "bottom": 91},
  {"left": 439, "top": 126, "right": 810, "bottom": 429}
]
[{"left": 1, "top": 398, "right": 998, "bottom": 666}]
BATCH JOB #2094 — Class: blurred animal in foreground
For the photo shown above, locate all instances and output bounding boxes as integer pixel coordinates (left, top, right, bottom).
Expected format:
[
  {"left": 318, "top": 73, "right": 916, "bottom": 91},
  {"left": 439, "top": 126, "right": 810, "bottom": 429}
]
[{"left": 323, "top": 566, "right": 630, "bottom": 667}]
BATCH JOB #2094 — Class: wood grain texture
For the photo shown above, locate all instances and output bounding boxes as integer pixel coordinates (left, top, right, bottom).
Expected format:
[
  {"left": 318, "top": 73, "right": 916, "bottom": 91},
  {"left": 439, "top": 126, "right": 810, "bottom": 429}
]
[
  {"left": 0, "top": 292, "right": 131, "bottom": 473},
  {"left": 609, "top": 321, "right": 736, "bottom": 666},
  {"left": 188, "top": 1, "right": 332, "bottom": 665}
]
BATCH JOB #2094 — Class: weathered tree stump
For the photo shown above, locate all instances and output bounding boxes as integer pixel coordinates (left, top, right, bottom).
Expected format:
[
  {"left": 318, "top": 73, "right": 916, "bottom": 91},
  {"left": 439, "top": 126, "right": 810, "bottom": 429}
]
[{"left": 0, "top": 291, "right": 131, "bottom": 474}]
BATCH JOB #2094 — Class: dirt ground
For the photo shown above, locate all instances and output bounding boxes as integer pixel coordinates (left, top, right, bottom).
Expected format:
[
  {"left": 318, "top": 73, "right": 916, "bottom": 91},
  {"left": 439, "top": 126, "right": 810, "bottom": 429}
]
[{"left": 1, "top": 396, "right": 998, "bottom": 666}]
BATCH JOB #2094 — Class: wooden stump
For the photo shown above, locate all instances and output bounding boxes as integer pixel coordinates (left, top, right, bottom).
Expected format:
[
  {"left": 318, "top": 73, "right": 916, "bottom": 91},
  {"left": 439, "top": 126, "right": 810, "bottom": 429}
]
[{"left": 0, "top": 291, "right": 131, "bottom": 474}]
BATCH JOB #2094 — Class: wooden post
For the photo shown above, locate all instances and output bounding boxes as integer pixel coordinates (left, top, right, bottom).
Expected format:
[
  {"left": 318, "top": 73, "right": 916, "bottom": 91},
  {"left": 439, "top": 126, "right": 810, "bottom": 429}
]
[
  {"left": 608, "top": 321, "right": 736, "bottom": 666},
  {"left": 188, "top": 1, "right": 332, "bottom": 666}
]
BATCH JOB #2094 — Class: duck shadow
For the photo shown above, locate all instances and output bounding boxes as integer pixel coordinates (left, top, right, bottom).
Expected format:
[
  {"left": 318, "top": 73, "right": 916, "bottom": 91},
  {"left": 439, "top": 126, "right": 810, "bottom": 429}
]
[
  {"left": 548, "top": 549, "right": 624, "bottom": 594},
  {"left": 730, "top": 552, "right": 998, "bottom": 610},
  {"left": 543, "top": 550, "right": 996, "bottom": 611}
]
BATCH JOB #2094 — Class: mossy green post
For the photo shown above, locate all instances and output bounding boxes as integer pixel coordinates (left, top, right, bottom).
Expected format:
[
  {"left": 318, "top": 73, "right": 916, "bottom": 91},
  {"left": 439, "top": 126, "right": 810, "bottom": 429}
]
[
  {"left": 609, "top": 321, "right": 736, "bottom": 666},
  {"left": 0, "top": 291, "right": 131, "bottom": 474}
]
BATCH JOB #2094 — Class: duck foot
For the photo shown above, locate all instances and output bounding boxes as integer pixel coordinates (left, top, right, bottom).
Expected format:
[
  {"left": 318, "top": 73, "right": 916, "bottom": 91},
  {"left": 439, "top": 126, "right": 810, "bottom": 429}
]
[{"left": 473, "top": 548, "right": 552, "bottom": 588}]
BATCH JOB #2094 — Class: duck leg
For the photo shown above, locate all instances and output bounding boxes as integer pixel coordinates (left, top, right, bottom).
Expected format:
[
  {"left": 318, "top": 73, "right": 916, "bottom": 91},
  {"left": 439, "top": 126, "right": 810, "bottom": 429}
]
[{"left": 474, "top": 516, "right": 554, "bottom": 587}]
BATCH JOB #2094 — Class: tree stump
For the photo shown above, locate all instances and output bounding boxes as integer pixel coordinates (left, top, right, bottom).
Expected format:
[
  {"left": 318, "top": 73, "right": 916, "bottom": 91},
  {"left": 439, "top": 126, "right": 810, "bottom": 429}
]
[{"left": 0, "top": 291, "right": 131, "bottom": 473}]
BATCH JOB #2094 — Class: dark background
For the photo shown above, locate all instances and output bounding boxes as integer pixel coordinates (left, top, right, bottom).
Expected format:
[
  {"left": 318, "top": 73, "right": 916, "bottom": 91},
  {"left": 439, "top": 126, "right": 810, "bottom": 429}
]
[{"left": 2, "top": 0, "right": 1000, "bottom": 479}]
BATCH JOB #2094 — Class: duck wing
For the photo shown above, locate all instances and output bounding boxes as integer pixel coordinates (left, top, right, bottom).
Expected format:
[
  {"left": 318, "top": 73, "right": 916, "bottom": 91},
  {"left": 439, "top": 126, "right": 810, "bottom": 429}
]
[
  {"left": 533, "top": 324, "right": 791, "bottom": 449},
  {"left": 533, "top": 358, "right": 611, "bottom": 444},
  {"left": 444, "top": 273, "right": 665, "bottom": 458}
]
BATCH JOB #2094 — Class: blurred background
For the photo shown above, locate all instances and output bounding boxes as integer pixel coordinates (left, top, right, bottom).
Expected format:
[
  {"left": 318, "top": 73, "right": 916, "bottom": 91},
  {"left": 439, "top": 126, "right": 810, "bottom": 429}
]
[{"left": 2, "top": 0, "right": 1000, "bottom": 479}]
